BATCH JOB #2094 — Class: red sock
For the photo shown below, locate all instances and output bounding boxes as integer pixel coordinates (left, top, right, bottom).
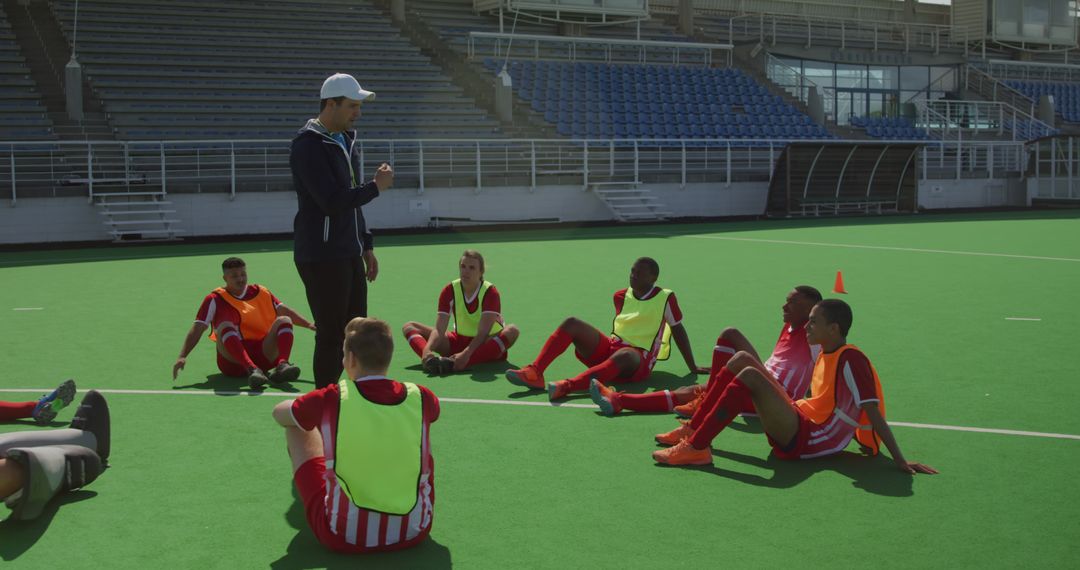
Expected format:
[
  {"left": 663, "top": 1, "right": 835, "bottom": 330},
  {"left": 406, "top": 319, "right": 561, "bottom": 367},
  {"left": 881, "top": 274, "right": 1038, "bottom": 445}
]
[
  {"left": 565, "top": 358, "right": 622, "bottom": 392},
  {"left": 711, "top": 337, "right": 737, "bottom": 377},
  {"left": 221, "top": 331, "right": 257, "bottom": 371},
  {"left": 620, "top": 390, "right": 674, "bottom": 412},
  {"left": 689, "top": 378, "right": 754, "bottom": 449},
  {"left": 466, "top": 333, "right": 508, "bottom": 366},
  {"left": 690, "top": 367, "right": 735, "bottom": 429},
  {"left": 0, "top": 400, "right": 36, "bottom": 421},
  {"left": 406, "top": 331, "right": 427, "bottom": 358},
  {"left": 274, "top": 326, "right": 294, "bottom": 366},
  {"left": 532, "top": 328, "right": 572, "bottom": 372}
]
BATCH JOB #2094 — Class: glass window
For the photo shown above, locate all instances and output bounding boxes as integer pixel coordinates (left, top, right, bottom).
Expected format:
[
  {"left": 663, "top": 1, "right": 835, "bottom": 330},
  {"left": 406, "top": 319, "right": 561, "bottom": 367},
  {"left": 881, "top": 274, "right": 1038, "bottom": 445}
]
[
  {"left": 836, "top": 64, "right": 866, "bottom": 89},
  {"left": 931, "top": 66, "right": 957, "bottom": 92},
  {"left": 900, "top": 67, "right": 929, "bottom": 91},
  {"left": 804, "top": 60, "right": 835, "bottom": 89},
  {"left": 868, "top": 66, "right": 898, "bottom": 90}
]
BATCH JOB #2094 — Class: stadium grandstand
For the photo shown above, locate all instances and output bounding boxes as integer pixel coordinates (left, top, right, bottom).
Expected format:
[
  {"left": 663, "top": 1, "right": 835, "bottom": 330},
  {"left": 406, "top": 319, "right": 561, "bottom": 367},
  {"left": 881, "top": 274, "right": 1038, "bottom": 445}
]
[{"left": 0, "top": 0, "right": 1077, "bottom": 242}]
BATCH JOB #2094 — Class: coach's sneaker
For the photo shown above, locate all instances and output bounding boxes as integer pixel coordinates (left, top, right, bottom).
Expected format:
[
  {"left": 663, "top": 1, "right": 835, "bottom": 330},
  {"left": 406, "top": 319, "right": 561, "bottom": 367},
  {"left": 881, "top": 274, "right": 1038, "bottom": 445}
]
[
  {"left": 69, "top": 389, "right": 111, "bottom": 464},
  {"left": 546, "top": 380, "right": 571, "bottom": 401},
  {"left": 248, "top": 368, "right": 270, "bottom": 390},
  {"left": 269, "top": 362, "right": 301, "bottom": 385},
  {"left": 655, "top": 420, "right": 694, "bottom": 446},
  {"left": 652, "top": 439, "right": 713, "bottom": 466},
  {"left": 505, "top": 365, "right": 545, "bottom": 390},
  {"left": 589, "top": 379, "right": 622, "bottom": 416},
  {"left": 32, "top": 379, "right": 77, "bottom": 426}
]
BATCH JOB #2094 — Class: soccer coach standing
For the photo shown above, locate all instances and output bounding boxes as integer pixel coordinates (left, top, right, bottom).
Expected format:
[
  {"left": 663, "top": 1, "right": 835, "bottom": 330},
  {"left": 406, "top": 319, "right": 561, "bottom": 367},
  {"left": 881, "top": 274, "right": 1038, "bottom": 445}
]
[{"left": 290, "top": 73, "right": 393, "bottom": 388}]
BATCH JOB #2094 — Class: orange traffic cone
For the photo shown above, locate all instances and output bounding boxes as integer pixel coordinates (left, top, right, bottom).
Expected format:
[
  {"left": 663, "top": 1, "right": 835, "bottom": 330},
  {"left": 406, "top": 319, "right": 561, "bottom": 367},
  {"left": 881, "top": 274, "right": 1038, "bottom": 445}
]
[{"left": 833, "top": 271, "right": 847, "bottom": 294}]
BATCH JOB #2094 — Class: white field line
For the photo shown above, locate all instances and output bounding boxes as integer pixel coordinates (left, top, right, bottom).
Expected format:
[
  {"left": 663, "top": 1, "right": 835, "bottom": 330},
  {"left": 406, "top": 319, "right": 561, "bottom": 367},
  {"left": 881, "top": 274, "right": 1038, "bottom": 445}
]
[
  {"left": 2, "top": 388, "right": 1078, "bottom": 441},
  {"left": 12, "top": 307, "right": 44, "bottom": 311},
  {"left": 645, "top": 233, "right": 1080, "bottom": 263},
  {"left": 1005, "top": 317, "right": 1042, "bottom": 321}
]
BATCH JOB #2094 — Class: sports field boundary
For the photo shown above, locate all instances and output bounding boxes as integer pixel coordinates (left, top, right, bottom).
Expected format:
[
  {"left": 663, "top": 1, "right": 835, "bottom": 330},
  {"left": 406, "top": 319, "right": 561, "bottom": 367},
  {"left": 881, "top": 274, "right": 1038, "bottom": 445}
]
[{"left": 3, "top": 388, "right": 1078, "bottom": 441}]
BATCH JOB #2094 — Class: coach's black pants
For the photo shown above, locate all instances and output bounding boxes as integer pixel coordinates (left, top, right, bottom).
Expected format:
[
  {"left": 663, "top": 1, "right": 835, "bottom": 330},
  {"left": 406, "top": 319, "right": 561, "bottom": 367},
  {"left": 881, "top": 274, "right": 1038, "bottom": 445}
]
[{"left": 296, "top": 256, "right": 367, "bottom": 389}]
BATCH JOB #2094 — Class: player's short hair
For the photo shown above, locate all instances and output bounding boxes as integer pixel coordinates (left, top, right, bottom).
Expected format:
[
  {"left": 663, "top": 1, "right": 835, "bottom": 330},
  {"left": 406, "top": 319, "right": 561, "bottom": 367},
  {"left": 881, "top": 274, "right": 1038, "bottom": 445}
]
[
  {"left": 794, "top": 285, "right": 823, "bottom": 304},
  {"left": 816, "top": 299, "right": 853, "bottom": 337},
  {"left": 319, "top": 96, "right": 346, "bottom": 111},
  {"left": 222, "top": 257, "right": 245, "bottom": 271},
  {"left": 344, "top": 317, "right": 394, "bottom": 370},
  {"left": 634, "top": 256, "right": 660, "bottom": 278},
  {"left": 461, "top": 249, "right": 485, "bottom": 274}
]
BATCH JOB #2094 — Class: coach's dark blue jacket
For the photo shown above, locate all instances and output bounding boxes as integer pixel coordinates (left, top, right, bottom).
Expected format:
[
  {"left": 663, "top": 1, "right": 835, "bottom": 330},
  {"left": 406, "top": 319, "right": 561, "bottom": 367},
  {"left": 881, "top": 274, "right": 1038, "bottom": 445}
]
[{"left": 290, "top": 118, "right": 380, "bottom": 263}]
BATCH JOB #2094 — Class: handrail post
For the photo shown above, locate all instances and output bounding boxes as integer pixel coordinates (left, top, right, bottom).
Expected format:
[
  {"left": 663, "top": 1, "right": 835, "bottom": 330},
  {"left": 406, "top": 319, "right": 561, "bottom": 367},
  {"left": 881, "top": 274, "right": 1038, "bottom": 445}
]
[
  {"left": 680, "top": 141, "right": 686, "bottom": 189},
  {"left": 160, "top": 142, "right": 167, "bottom": 196},
  {"left": 633, "top": 140, "right": 640, "bottom": 184},
  {"left": 530, "top": 141, "right": 536, "bottom": 192},
  {"left": 418, "top": 141, "right": 425, "bottom": 195},
  {"left": 87, "top": 143, "right": 94, "bottom": 201},
  {"left": 229, "top": 142, "right": 236, "bottom": 200},
  {"left": 475, "top": 141, "right": 481, "bottom": 194},
  {"left": 9, "top": 146, "right": 15, "bottom": 206}
]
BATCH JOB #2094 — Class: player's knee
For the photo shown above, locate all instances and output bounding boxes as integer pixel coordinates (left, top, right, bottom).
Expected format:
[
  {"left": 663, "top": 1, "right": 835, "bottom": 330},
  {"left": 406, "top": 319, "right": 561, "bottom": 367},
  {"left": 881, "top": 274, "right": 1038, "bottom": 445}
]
[
  {"left": 735, "top": 366, "right": 767, "bottom": 391},
  {"left": 274, "top": 316, "right": 293, "bottom": 328},
  {"left": 402, "top": 321, "right": 420, "bottom": 335},
  {"left": 558, "top": 317, "right": 582, "bottom": 332},
  {"left": 612, "top": 347, "right": 641, "bottom": 369},
  {"left": 718, "top": 327, "right": 742, "bottom": 343},
  {"left": 215, "top": 322, "right": 238, "bottom": 337},
  {"left": 728, "top": 351, "right": 754, "bottom": 371},
  {"left": 502, "top": 325, "right": 520, "bottom": 344}
]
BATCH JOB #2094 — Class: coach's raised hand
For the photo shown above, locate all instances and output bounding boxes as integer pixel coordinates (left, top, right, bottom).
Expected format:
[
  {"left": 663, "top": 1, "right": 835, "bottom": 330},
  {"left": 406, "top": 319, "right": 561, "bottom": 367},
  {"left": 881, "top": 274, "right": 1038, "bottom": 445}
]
[{"left": 375, "top": 163, "right": 394, "bottom": 191}]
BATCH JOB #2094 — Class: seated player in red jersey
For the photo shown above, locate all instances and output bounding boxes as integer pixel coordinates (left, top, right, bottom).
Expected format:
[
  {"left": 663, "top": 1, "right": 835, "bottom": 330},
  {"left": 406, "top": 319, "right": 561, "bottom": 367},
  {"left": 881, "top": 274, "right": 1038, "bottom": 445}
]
[
  {"left": 505, "top": 257, "right": 708, "bottom": 401},
  {"left": 0, "top": 379, "right": 77, "bottom": 426},
  {"left": 272, "top": 318, "right": 440, "bottom": 554},
  {"left": 653, "top": 299, "right": 938, "bottom": 475},
  {"left": 401, "top": 250, "right": 520, "bottom": 376},
  {"left": 590, "top": 286, "right": 821, "bottom": 418},
  {"left": 173, "top": 257, "right": 315, "bottom": 389}
]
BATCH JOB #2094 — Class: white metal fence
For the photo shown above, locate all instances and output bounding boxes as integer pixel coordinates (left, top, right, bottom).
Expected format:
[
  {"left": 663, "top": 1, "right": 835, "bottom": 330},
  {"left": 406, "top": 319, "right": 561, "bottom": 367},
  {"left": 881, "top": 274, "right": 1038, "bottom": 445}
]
[{"left": 1, "top": 138, "right": 1030, "bottom": 206}]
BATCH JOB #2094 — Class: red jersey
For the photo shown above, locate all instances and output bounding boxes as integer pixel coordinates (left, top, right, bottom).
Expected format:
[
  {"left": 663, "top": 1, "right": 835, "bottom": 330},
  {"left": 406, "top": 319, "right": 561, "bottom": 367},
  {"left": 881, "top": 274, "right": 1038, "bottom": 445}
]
[
  {"left": 290, "top": 377, "right": 440, "bottom": 549},
  {"left": 194, "top": 284, "right": 281, "bottom": 333},
  {"left": 762, "top": 321, "right": 820, "bottom": 399}
]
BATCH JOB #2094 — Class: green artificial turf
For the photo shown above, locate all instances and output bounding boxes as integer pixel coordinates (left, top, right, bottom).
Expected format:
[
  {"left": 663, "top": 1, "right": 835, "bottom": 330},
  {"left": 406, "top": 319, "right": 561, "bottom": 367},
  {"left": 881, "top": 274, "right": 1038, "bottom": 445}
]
[{"left": 1, "top": 210, "right": 1078, "bottom": 568}]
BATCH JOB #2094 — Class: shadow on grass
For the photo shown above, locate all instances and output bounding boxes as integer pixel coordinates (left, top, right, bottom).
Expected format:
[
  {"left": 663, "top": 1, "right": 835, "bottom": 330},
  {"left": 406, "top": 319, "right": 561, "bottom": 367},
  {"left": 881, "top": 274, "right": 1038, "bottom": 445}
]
[
  {"left": 402, "top": 359, "right": 520, "bottom": 384},
  {"left": 0, "top": 490, "right": 98, "bottom": 560},
  {"left": 660, "top": 448, "right": 916, "bottom": 497},
  {"left": 173, "top": 373, "right": 308, "bottom": 395},
  {"left": 271, "top": 486, "right": 451, "bottom": 569}
]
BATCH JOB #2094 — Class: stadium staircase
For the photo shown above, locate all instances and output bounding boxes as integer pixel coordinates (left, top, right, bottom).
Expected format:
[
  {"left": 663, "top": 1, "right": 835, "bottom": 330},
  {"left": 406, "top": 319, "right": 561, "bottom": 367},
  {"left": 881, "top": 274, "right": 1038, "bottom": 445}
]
[
  {"left": 591, "top": 182, "right": 672, "bottom": 222},
  {"left": 94, "top": 192, "right": 183, "bottom": 242}
]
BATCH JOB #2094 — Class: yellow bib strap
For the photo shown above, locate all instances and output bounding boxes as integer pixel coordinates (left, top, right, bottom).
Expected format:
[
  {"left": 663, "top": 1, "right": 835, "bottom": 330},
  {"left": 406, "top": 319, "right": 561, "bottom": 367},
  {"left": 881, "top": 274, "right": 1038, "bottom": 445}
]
[{"left": 612, "top": 288, "right": 672, "bottom": 360}]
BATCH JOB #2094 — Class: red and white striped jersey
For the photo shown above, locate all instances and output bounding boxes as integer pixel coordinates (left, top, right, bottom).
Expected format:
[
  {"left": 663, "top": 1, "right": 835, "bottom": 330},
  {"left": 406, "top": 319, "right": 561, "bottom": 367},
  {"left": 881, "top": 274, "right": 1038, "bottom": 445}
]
[
  {"left": 763, "top": 321, "right": 820, "bottom": 400},
  {"left": 291, "top": 377, "right": 439, "bottom": 549}
]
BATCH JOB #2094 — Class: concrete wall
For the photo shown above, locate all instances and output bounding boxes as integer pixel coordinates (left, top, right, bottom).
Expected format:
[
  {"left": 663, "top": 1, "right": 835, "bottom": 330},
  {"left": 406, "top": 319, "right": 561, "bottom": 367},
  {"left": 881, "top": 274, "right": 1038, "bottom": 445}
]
[
  {"left": 0, "top": 182, "right": 769, "bottom": 245},
  {"left": 917, "top": 178, "right": 1027, "bottom": 209}
]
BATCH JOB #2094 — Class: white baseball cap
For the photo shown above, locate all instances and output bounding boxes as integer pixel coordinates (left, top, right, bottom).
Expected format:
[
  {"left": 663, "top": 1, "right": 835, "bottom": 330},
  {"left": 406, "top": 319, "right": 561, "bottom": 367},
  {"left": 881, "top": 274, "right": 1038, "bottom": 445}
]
[{"left": 320, "top": 73, "right": 375, "bottom": 101}]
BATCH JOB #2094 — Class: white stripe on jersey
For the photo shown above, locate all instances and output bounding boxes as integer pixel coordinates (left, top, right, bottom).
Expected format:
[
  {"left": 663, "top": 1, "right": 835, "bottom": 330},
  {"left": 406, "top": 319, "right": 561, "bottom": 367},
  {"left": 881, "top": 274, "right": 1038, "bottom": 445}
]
[
  {"left": 385, "top": 515, "right": 402, "bottom": 546},
  {"left": 714, "top": 344, "right": 736, "bottom": 355},
  {"left": 365, "top": 511, "right": 381, "bottom": 547},
  {"left": 330, "top": 485, "right": 342, "bottom": 535},
  {"left": 345, "top": 503, "right": 360, "bottom": 545}
]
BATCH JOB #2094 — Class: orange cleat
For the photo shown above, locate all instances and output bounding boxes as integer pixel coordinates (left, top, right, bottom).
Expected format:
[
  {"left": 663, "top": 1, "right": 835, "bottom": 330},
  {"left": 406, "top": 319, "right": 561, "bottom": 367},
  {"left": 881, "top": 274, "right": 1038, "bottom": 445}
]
[
  {"left": 589, "top": 379, "right": 622, "bottom": 416},
  {"left": 654, "top": 420, "right": 694, "bottom": 446},
  {"left": 547, "top": 379, "right": 571, "bottom": 401},
  {"left": 652, "top": 439, "right": 713, "bottom": 466},
  {"left": 505, "top": 364, "right": 545, "bottom": 390},
  {"left": 673, "top": 393, "right": 703, "bottom": 418}
]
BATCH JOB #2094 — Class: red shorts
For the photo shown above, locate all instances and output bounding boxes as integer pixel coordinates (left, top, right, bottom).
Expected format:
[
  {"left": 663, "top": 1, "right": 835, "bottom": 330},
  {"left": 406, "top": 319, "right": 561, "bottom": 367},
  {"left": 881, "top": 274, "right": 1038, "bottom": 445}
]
[
  {"left": 293, "top": 457, "right": 429, "bottom": 554},
  {"left": 576, "top": 334, "right": 654, "bottom": 383},
  {"left": 767, "top": 408, "right": 857, "bottom": 461},
  {"left": 216, "top": 337, "right": 274, "bottom": 376},
  {"left": 444, "top": 331, "right": 473, "bottom": 355}
]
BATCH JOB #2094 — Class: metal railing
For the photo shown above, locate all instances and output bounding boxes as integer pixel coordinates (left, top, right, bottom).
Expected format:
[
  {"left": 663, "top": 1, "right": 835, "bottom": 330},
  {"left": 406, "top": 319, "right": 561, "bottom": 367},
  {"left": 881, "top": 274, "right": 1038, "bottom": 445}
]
[
  {"left": 1028, "top": 135, "right": 1080, "bottom": 200},
  {"left": 650, "top": 0, "right": 950, "bottom": 26},
  {"left": 466, "top": 31, "right": 733, "bottom": 66},
  {"left": 965, "top": 66, "right": 1038, "bottom": 116},
  {"left": 976, "top": 59, "right": 1080, "bottom": 84},
  {"left": 1, "top": 138, "right": 1032, "bottom": 207},
  {"left": 916, "top": 100, "right": 1056, "bottom": 142},
  {"left": 703, "top": 11, "right": 958, "bottom": 54},
  {"left": 765, "top": 52, "right": 835, "bottom": 122}
]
